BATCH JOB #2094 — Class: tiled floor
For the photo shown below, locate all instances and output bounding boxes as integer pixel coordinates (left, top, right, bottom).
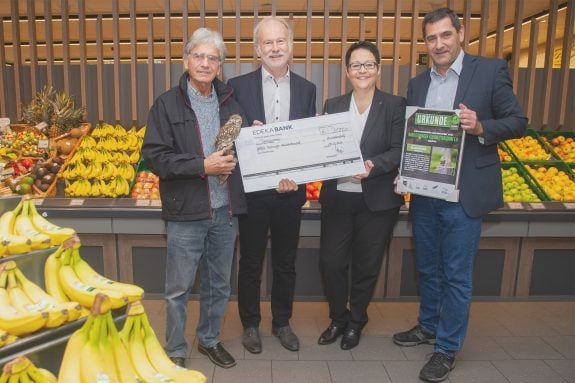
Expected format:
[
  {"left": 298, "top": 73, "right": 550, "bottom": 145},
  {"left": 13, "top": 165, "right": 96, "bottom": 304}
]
[{"left": 141, "top": 299, "right": 575, "bottom": 383}]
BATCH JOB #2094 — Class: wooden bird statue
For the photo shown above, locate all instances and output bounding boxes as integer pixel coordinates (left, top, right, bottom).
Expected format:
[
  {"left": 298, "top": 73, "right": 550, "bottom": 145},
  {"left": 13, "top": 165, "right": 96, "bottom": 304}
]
[{"left": 214, "top": 114, "right": 242, "bottom": 184}]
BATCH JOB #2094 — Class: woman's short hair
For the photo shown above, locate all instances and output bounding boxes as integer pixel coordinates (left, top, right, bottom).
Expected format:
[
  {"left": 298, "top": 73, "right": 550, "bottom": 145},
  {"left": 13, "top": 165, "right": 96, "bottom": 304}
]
[{"left": 345, "top": 41, "right": 380, "bottom": 68}]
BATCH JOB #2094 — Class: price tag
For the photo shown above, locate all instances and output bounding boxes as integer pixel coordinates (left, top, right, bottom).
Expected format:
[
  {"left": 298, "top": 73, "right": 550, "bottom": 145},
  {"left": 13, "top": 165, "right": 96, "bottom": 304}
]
[
  {"left": 529, "top": 202, "right": 545, "bottom": 210},
  {"left": 564, "top": 203, "right": 575, "bottom": 210},
  {"left": 37, "top": 139, "right": 50, "bottom": 149},
  {"left": 69, "top": 199, "right": 85, "bottom": 206},
  {"left": 150, "top": 199, "right": 162, "bottom": 207},
  {"left": 33, "top": 198, "right": 44, "bottom": 206},
  {"left": 135, "top": 199, "right": 150, "bottom": 207},
  {"left": 507, "top": 202, "right": 523, "bottom": 209},
  {"left": 34, "top": 121, "right": 48, "bottom": 131}
]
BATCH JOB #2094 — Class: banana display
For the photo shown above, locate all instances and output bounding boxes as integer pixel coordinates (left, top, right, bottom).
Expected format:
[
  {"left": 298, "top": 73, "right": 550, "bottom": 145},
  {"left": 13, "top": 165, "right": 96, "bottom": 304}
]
[
  {"left": 0, "top": 197, "right": 75, "bottom": 257},
  {"left": 45, "top": 236, "right": 143, "bottom": 309},
  {"left": 58, "top": 295, "right": 206, "bottom": 383},
  {"left": 0, "top": 261, "right": 82, "bottom": 337},
  {"left": 61, "top": 123, "right": 145, "bottom": 198},
  {"left": 0, "top": 356, "right": 57, "bottom": 383}
]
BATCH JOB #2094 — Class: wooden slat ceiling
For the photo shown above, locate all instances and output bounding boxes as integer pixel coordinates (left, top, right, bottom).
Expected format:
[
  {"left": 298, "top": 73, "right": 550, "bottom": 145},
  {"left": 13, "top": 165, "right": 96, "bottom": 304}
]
[{"left": 0, "top": 0, "right": 569, "bottom": 63}]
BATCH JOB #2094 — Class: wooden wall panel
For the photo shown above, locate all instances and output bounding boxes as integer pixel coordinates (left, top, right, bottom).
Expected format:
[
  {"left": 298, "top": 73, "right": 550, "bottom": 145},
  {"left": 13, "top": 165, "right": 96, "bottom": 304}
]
[{"left": 0, "top": 1, "right": 570, "bottom": 131}]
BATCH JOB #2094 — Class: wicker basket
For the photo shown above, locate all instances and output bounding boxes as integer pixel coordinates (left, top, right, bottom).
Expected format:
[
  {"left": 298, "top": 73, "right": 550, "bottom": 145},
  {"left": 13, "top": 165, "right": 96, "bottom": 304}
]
[{"left": 9, "top": 124, "right": 39, "bottom": 133}]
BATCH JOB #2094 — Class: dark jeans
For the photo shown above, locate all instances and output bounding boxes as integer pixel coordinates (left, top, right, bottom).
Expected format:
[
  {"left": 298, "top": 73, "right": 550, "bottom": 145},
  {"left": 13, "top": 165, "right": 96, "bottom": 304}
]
[
  {"left": 237, "top": 194, "right": 302, "bottom": 329},
  {"left": 320, "top": 191, "right": 400, "bottom": 331},
  {"left": 410, "top": 195, "right": 482, "bottom": 355}
]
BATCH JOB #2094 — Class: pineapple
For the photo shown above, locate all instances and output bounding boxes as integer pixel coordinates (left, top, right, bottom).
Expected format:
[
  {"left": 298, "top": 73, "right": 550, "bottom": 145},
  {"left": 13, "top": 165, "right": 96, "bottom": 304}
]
[
  {"left": 20, "top": 85, "right": 86, "bottom": 138},
  {"left": 21, "top": 85, "right": 56, "bottom": 126},
  {"left": 49, "top": 92, "right": 86, "bottom": 138}
]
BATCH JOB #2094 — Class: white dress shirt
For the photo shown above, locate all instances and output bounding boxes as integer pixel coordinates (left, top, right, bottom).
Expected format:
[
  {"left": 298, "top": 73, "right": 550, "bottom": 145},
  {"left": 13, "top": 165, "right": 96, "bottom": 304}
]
[{"left": 262, "top": 66, "right": 291, "bottom": 124}]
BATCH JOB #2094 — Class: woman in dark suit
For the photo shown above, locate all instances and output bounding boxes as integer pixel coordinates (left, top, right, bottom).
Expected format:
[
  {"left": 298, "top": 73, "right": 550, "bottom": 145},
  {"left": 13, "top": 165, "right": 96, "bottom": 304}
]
[{"left": 317, "top": 41, "right": 406, "bottom": 350}]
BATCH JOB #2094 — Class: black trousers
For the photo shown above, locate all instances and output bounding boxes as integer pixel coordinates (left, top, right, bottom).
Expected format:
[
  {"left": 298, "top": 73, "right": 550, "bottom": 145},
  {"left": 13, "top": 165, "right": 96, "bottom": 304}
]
[
  {"left": 320, "top": 191, "right": 400, "bottom": 331},
  {"left": 237, "top": 193, "right": 302, "bottom": 329}
]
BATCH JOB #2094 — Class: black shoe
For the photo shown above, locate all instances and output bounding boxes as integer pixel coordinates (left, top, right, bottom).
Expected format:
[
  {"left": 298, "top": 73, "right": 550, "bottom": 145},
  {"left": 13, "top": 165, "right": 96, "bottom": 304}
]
[
  {"left": 419, "top": 352, "right": 455, "bottom": 382},
  {"left": 393, "top": 325, "right": 436, "bottom": 347},
  {"left": 272, "top": 326, "right": 299, "bottom": 351},
  {"left": 169, "top": 356, "right": 186, "bottom": 368},
  {"left": 340, "top": 328, "right": 361, "bottom": 350},
  {"left": 318, "top": 324, "right": 347, "bottom": 345},
  {"left": 242, "top": 327, "right": 262, "bottom": 354},
  {"left": 197, "top": 342, "right": 236, "bottom": 368}
]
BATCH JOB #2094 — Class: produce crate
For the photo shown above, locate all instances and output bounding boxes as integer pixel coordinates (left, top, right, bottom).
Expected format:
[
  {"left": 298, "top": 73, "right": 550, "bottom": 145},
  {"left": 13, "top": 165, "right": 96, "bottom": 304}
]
[
  {"left": 535, "top": 130, "right": 575, "bottom": 163},
  {"left": 501, "top": 162, "right": 549, "bottom": 202},
  {"left": 519, "top": 161, "right": 575, "bottom": 201},
  {"left": 503, "top": 129, "right": 557, "bottom": 161},
  {"left": 130, "top": 158, "right": 160, "bottom": 199},
  {"left": 497, "top": 143, "right": 514, "bottom": 163}
]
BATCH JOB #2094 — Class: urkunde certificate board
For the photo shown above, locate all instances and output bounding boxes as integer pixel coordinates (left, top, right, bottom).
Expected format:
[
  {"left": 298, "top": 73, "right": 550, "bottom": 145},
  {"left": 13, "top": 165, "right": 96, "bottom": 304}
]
[
  {"left": 396, "top": 106, "right": 465, "bottom": 202},
  {"left": 235, "top": 112, "right": 365, "bottom": 193}
]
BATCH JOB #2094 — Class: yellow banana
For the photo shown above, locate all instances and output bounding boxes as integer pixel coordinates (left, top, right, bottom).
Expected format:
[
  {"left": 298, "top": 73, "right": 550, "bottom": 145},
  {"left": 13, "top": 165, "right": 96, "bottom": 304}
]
[
  {"left": 104, "top": 312, "right": 140, "bottom": 383},
  {"left": 6, "top": 270, "right": 66, "bottom": 329},
  {"left": 27, "top": 200, "right": 76, "bottom": 246},
  {"left": 13, "top": 266, "right": 82, "bottom": 322},
  {"left": 141, "top": 312, "right": 206, "bottom": 382},
  {"left": 44, "top": 247, "right": 70, "bottom": 303},
  {"left": 80, "top": 315, "right": 116, "bottom": 383},
  {"left": 97, "top": 312, "right": 120, "bottom": 383},
  {"left": 72, "top": 248, "right": 143, "bottom": 302},
  {"left": 59, "top": 249, "right": 128, "bottom": 309},
  {"left": 0, "top": 200, "right": 21, "bottom": 234},
  {"left": 0, "top": 234, "right": 32, "bottom": 257},
  {"left": 58, "top": 314, "right": 93, "bottom": 383},
  {"left": 12, "top": 200, "right": 51, "bottom": 250},
  {"left": 0, "top": 287, "right": 48, "bottom": 335},
  {"left": 128, "top": 316, "right": 175, "bottom": 383},
  {"left": 26, "top": 363, "right": 57, "bottom": 383}
]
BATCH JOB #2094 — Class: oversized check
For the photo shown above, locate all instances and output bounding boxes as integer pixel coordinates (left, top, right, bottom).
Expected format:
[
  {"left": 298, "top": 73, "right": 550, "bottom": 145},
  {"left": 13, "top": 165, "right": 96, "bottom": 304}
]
[{"left": 235, "top": 112, "right": 365, "bottom": 192}]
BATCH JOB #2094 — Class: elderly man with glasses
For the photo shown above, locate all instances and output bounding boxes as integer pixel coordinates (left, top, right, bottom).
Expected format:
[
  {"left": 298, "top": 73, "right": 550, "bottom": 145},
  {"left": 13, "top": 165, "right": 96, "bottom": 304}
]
[{"left": 142, "top": 27, "right": 247, "bottom": 369}]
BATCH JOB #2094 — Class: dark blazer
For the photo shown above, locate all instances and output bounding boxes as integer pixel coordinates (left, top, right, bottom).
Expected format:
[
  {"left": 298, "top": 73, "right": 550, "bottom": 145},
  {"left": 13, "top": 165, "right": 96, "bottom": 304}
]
[
  {"left": 407, "top": 53, "right": 527, "bottom": 217},
  {"left": 319, "top": 89, "right": 406, "bottom": 212},
  {"left": 227, "top": 67, "right": 317, "bottom": 207}
]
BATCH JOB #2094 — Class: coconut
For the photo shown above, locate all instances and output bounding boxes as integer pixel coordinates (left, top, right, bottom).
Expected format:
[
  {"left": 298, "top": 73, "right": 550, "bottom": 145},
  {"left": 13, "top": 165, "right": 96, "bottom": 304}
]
[{"left": 69, "top": 127, "right": 83, "bottom": 139}]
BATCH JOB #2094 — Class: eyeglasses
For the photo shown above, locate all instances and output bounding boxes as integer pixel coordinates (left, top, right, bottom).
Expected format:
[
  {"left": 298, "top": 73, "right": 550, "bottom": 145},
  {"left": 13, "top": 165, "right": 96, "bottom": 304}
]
[
  {"left": 190, "top": 52, "right": 220, "bottom": 64},
  {"left": 348, "top": 61, "right": 378, "bottom": 71}
]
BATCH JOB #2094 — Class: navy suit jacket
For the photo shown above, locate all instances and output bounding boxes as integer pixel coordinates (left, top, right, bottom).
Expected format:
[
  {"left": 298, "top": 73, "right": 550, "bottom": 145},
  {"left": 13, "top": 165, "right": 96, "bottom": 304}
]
[
  {"left": 227, "top": 67, "right": 317, "bottom": 207},
  {"left": 319, "top": 89, "right": 406, "bottom": 212},
  {"left": 407, "top": 53, "right": 527, "bottom": 217}
]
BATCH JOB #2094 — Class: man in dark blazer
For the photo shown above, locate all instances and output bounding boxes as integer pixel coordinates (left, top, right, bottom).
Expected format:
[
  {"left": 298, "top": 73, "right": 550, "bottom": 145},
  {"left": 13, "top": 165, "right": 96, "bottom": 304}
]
[
  {"left": 392, "top": 8, "right": 527, "bottom": 383},
  {"left": 227, "top": 16, "right": 316, "bottom": 354}
]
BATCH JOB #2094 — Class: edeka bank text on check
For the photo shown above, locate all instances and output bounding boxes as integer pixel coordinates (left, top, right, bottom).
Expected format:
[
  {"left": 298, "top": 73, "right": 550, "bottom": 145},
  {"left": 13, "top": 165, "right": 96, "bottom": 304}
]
[{"left": 234, "top": 112, "right": 365, "bottom": 193}]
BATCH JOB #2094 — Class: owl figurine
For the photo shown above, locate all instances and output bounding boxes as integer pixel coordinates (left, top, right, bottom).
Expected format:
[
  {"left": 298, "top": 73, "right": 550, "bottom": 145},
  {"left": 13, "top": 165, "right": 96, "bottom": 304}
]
[{"left": 214, "top": 114, "right": 242, "bottom": 184}]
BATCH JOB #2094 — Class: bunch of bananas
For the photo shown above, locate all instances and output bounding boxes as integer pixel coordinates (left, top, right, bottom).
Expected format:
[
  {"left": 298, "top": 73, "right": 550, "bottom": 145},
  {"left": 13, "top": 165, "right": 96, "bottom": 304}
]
[
  {"left": 59, "top": 122, "right": 143, "bottom": 198},
  {"left": 64, "top": 175, "right": 131, "bottom": 198},
  {"left": 59, "top": 296, "right": 205, "bottom": 383},
  {"left": 0, "top": 197, "right": 75, "bottom": 256},
  {"left": 0, "top": 356, "right": 57, "bottom": 383},
  {"left": 0, "top": 261, "right": 82, "bottom": 337},
  {"left": 45, "top": 236, "right": 143, "bottom": 309}
]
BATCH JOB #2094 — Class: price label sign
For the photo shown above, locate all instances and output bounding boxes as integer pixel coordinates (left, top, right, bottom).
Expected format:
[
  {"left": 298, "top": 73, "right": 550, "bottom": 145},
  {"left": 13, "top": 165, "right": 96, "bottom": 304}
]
[
  {"left": 33, "top": 198, "right": 44, "bottom": 206},
  {"left": 507, "top": 202, "right": 523, "bottom": 209},
  {"left": 150, "top": 199, "right": 162, "bottom": 207},
  {"left": 69, "top": 199, "right": 85, "bottom": 206},
  {"left": 564, "top": 203, "right": 575, "bottom": 210},
  {"left": 135, "top": 199, "right": 150, "bottom": 207},
  {"left": 529, "top": 202, "right": 545, "bottom": 210},
  {"left": 37, "top": 139, "right": 50, "bottom": 149}
]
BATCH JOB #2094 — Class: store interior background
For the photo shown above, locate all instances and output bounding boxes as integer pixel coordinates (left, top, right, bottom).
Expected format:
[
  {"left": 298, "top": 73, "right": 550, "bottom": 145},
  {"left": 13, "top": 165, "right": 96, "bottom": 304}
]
[{"left": 0, "top": 0, "right": 572, "bottom": 131}]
